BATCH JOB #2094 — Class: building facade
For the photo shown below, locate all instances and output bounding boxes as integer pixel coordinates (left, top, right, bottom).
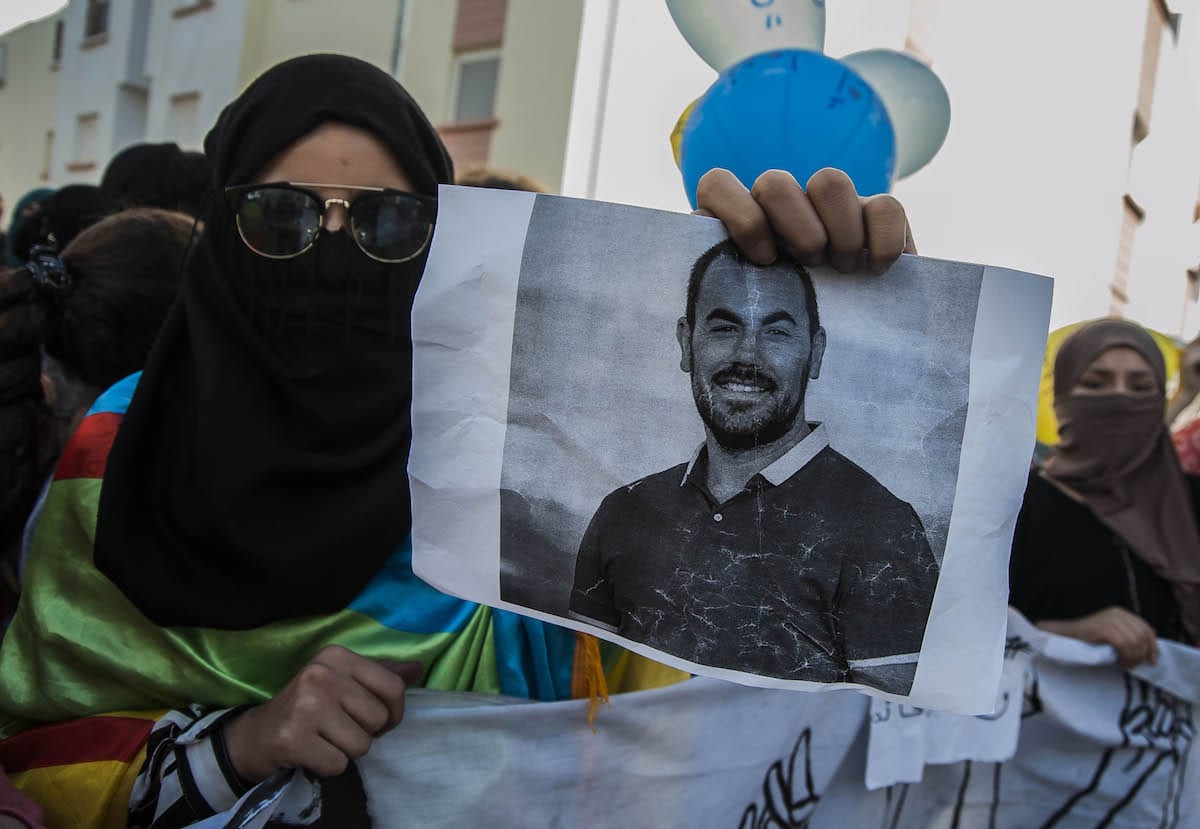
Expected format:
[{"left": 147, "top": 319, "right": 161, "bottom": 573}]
[
  {"left": 0, "top": 0, "right": 584, "bottom": 197},
  {"left": 0, "top": 13, "right": 61, "bottom": 212}
]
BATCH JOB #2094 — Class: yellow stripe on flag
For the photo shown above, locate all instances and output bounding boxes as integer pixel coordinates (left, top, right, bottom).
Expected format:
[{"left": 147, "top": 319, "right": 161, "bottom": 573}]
[{"left": 12, "top": 749, "right": 147, "bottom": 829}]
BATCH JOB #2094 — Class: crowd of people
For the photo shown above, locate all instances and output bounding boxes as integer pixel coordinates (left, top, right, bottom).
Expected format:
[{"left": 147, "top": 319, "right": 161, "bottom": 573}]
[{"left": 0, "top": 52, "right": 1195, "bottom": 828}]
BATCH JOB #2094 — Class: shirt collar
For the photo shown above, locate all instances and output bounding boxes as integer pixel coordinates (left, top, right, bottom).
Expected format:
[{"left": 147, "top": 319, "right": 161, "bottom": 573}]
[{"left": 681, "top": 423, "right": 830, "bottom": 488}]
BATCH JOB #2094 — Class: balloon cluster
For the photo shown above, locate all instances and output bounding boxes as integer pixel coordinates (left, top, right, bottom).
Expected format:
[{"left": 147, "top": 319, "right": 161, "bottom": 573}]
[{"left": 668, "top": 0, "right": 951, "bottom": 207}]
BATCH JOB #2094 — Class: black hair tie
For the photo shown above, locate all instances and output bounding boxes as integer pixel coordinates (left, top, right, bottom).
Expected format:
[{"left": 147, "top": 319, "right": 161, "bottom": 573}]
[{"left": 25, "top": 243, "right": 72, "bottom": 300}]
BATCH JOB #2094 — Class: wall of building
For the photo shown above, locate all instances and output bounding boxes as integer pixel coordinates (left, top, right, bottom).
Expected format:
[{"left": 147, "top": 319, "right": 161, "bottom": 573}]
[
  {"left": 560, "top": 0, "right": 711, "bottom": 206},
  {"left": 0, "top": 13, "right": 61, "bottom": 211},
  {"left": 487, "top": 0, "right": 584, "bottom": 192},
  {"left": 395, "top": 0, "right": 457, "bottom": 123},
  {"left": 1124, "top": 8, "right": 1200, "bottom": 338},
  {"left": 142, "top": 0, "right": 248, "bottom": 150},
  {"left": 49, "top": 0, "right": 163, "bottom": 184},
  {"left": 238, "top": 0, "right": 399, "bottom": 89},
  {"left": 396, "top": 0, "right": 583, "bottom": 192}
]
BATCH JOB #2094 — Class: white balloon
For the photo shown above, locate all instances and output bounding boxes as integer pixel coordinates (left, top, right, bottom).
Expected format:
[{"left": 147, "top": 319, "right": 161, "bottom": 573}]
[
  {"left": 841, "top": 49, "right": 951, "bottom": 179},
  {"left": 666, "top": 0, "right": 826, "bottom": 73}
]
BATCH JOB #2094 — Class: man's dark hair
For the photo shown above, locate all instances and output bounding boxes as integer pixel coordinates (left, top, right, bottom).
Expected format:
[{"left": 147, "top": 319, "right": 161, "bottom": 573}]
[{"left": 685, "top": 239, "right": 819, "bottom": 338}]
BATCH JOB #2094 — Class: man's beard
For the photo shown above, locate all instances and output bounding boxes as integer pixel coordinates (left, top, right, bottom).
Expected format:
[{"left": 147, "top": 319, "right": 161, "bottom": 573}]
[{"left": 691, "top": 360, "right": 807, "bottom": 452}]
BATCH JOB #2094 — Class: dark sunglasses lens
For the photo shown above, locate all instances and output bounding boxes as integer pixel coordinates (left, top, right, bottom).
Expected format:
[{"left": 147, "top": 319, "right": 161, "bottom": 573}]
[
  {"left": 350, "top": 194, "right": 434, "bottom": 262},
  {"left": 236, "top": 188, "right": 321, "bottom": 257}
]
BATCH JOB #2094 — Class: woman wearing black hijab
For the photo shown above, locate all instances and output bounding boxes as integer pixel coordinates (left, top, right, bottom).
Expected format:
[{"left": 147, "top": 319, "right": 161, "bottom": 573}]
[{"left": 0, "top": 54, "right": 915, "bottom": 823}]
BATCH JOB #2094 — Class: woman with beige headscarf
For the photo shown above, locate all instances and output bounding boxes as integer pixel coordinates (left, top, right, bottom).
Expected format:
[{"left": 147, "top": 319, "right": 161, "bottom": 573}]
[{"left": 1009, "top": 318, "right": 1200, "bottom": 667}]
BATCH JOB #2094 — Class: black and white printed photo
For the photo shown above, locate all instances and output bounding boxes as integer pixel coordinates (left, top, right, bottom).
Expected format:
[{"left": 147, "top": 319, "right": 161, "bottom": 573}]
[
  {"left": 497, "top": 196, "right": 979, "bottom": 695},
  {"left": 410, "top": 185, "right": 1051, "bottom": 708}
]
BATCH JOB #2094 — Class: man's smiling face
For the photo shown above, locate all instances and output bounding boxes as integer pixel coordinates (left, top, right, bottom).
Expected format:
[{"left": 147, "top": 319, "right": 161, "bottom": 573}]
[{"left": 678, "top": 257, "right": 825, "bottom": 451}]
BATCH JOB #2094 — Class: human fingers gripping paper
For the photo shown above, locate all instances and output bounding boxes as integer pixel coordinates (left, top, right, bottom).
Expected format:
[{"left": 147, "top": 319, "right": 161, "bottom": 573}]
[{"left": 410, "top": 186, "right": 1052, "bottom": 713}]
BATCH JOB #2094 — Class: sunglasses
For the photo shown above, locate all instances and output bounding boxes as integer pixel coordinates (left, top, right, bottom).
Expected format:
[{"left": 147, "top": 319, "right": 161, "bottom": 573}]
[{"left": 224, "top": 182, "right": 436, "bottom": 263}]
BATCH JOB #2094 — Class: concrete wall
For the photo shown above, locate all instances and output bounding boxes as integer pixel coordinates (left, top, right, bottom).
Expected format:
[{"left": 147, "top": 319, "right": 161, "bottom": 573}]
[
  {"left": 49, "top": 0, "right": 148, "bottom": 184},
  {"left": 395, "top": 0, "right": 457, "bottom": 123},
  {"left": 0, "top": 13, "right": 60, "bottom": 211},
  {"left": 143, "top": 0, "right": 248, "bottom": 149},
  {"left": 488, "top": 0, "right": 584, "bottom": 193},
  {"left": 238, "top": 0, "right": 400, "bottom": 88}
]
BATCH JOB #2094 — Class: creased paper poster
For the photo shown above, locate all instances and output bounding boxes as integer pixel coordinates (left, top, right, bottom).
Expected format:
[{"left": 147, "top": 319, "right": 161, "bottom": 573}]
[{"left": 410, "top": 186, "right": 1052, "bottom": 712}]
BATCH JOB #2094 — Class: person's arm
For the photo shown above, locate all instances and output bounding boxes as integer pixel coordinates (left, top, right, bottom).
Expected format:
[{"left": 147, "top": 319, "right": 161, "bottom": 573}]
[
  {"left": 129, "top": 646, "right": 421, "bottom": 829},
  {"left": 127, "top": 706, "right": 253, "bottom": 829},
  {"left": 1038, "top": 607, "right": 1159, "bottom": 668},
  {"left": 694, "top": 168, "right": 914, "bottom": 274}
]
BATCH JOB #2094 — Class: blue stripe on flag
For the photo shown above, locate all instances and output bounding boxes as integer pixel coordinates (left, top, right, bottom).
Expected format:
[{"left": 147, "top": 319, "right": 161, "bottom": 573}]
[
  {"left": 349, "top": 537, "right": 480, "bottom": 635},
  {"left": 88, "top": 372, "right": 141, "bottom": 416}
]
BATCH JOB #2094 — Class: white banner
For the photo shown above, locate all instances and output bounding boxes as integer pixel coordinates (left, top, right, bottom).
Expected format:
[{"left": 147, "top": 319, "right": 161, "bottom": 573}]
[
  {"left": 852, "top": 609, "right": 1200, "bottom": 828},
  {"left": 196, "top": 611, "right": 1200, "bottom": 829},
  {"left": 197, "top": 678, "right": 868, "bottom": 828}
]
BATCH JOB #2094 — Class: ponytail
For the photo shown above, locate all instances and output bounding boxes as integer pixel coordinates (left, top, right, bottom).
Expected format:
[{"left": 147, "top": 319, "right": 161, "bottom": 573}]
[
  {"left": 0, "top": 265, "right": 54, "bottom": 582},
  {"left": 0, "top": 207, "right": 194, "bottom": 579}
]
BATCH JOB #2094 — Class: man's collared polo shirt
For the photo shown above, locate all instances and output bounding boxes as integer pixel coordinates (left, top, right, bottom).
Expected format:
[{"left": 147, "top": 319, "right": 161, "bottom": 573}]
[{"left": 569, "top": 425, "right": 938, "bottom": 691}]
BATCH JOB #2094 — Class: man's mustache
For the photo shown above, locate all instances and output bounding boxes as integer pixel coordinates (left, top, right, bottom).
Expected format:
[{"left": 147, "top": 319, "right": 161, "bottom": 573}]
[{"left": 709, "top": 365, "right": 777, "bottom": 392}]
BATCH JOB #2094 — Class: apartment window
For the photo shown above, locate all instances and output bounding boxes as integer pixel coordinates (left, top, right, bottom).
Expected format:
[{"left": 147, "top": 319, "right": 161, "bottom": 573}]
[
  {"left": 52, "top": 20, "right": 64, "bottom": 64},
  {"left": 40, "top": 130, "right": 54, "bottom": 181},
  {"left": 454, "top": 0, "right": 507, "bottom": 51},
  {"left": 451, "top": 52, "right": 500, "bottom": 123},
  {"left": 1111, "top": 194, "right": 1145, "bottom": 315},
  {"left": 167, "top": 92, "right": 201, "bottom": 147},
  {"left": 70, "top": 113, "right": 100, "bottom": 172},
  {"left": 84, "top": 0, "right": 111, "bottom": 39}
]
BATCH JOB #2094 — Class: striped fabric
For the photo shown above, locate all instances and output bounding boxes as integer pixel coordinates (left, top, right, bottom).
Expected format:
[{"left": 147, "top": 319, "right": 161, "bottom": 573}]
[{"left": 127, "top": 706, "right": 250, "bottom": 829}]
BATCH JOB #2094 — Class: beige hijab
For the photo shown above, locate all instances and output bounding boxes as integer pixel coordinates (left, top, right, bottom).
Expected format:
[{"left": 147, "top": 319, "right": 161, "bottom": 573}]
[{"left": 1044, "top": 319, "right": 1200, "bottom": 641}]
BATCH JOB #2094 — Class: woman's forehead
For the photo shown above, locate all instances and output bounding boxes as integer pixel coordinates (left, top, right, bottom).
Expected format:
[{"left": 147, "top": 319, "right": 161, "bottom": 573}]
[
  {"left": 252, "top": 123, "right": 411, "bottom": 190},
  {"left": 1083, "top": 346, "right": 1156, "bottom": 374}
]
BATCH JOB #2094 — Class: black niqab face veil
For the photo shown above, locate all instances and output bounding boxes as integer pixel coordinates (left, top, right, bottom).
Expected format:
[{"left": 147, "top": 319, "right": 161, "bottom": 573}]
[{"left": 95, "top": 55, "right": 454, "bottom": 628}]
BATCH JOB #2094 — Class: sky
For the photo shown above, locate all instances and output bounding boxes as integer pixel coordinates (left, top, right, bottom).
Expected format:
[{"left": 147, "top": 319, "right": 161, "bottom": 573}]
[{"left": 0, "top": 0, "right": 66, "bottom": 37}]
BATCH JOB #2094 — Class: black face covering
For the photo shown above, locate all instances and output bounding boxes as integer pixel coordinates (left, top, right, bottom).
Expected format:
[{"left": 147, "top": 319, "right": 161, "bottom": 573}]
[{"left": 94, "top": 54, "right": 453, "bottom": 629}]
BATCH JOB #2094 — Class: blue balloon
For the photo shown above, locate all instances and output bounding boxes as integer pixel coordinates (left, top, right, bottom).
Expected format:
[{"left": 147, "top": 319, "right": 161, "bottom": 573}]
[{"left": 680, "top": 49, "right": 896, "bottom": 208}]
